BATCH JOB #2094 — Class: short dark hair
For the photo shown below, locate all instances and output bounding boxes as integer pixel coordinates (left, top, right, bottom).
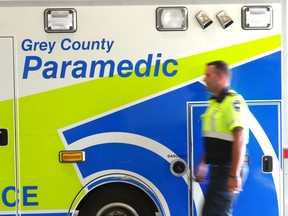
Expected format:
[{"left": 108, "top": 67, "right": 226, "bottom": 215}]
[{"left": 207, "top": 60, "right": 230, "bottom": 76}]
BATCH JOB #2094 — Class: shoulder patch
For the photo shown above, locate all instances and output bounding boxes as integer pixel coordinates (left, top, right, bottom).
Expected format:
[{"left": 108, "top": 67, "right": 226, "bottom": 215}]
[{"left": 233, "top": 100, "right": 241, "bottom": 112}]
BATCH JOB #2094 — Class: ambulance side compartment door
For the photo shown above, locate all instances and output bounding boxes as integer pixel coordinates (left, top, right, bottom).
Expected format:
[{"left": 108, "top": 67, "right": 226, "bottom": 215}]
[
  {"left": 189, "top": 102, "right": 280, "bottom": 216},
  {"left": 0, "top": 37, "right": 16, "bottom": 215}
]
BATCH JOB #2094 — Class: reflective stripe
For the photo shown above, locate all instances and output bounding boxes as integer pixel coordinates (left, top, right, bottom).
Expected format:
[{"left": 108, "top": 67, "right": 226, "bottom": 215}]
[
  {"left": 203, "top": 131, "right": 233, "bottom": 141},
  {"left": 228, "top": 119, "right": 242, "bottom": 128},
  {"left": 211, "top": 110, "right": 218, "bottom": 131}
]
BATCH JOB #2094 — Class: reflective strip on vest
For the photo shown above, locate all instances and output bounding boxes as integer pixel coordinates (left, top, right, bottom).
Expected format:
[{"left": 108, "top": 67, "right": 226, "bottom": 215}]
[
  {"left": 202, "top": 131, "right": 233, "bottom": 142},
  {"left": 211, "top": 110, "right": 218, "bottom": 131},
  {"left": 228, "top": 119, "right": 242, "bottom": 129}
]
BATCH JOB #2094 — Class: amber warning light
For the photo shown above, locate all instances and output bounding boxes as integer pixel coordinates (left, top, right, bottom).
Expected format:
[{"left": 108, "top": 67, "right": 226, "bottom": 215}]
[{"left": 59, "top": 150, "right": 85, "bottom": 163}]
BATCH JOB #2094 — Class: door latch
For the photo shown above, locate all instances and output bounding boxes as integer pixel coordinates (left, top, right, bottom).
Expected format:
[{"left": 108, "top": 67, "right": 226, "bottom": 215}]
[
  {"left": 0, "top": 129, "right": 8, "bottom": 146},
  {"left": 262, "top": 155, "right": 273, "bottom": 173}
]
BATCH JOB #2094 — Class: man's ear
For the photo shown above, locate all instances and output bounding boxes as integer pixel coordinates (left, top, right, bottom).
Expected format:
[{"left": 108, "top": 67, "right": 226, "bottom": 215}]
[{"left": 219, "top": 72, "right": 228, "bottom": 81}]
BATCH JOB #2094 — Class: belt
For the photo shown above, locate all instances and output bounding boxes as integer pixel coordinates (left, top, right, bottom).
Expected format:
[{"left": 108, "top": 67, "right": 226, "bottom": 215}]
[{"left": 212, "top": 155, "right": 250, "bottom": 167}]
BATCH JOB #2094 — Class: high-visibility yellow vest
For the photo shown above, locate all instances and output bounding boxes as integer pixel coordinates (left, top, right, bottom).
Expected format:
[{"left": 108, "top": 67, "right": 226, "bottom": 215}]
[{"left": 201, "top": 89, "right": 249, "bottom": 164}]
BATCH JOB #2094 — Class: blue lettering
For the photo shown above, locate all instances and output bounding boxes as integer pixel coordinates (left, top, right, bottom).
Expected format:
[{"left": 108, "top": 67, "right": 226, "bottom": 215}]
[
  {"left": 21, "top": 39, "right": 56, "bottom": 54},
  {"left": 2, "top": 186, "right": 18, "bottom": 207},
  {"left": 72, "top": 60, "right": 87, "bottom": 78},
  {"left": 43, "top": 61, "right": 58, "bottom": 79},
  {"left": 134, "top": 54, "right": 152, "bottom": 77},
  {"left": 60, "top": 61, "right": 72, "bottom": 78},
  {"left": 21, "top": 39, "right": 33, "bottom": 51},
  {"left": 61, "top": 38, "right": 71, "bottom": 51},
  {"left": 2, "top": 186, "right": 38, "bottom": 207},
  {"left": 153, "top": 53, "right": 162, "bottom": 76},
  {"left": 71, "top": 41, "right": 81, "bottom": 50},
  {"left": 117, "top": 60, "right": 133, "bottom": 77},
  {"left": 23, "top": 56, "right": 42, "bottom": 79},
  {"left": 22, "top": 53, "right": 178, "bottom": 79},
  {"left": 23, "top": 186, "right": 38, "bottom": 206},
  {"left": 38, "top": 42, "right": 48, "bottom": 51},
  {"left": 90, "top": 60, "right": 115, "bottom": 78},
  {"left": 163, "top": 59, "right": 178, "bottom": 76}
]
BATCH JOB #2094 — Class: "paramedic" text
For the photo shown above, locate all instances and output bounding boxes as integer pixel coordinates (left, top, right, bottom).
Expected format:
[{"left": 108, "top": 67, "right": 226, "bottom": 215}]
[{"left": 22, "top": 53, "right": 178, "bottom": 79}]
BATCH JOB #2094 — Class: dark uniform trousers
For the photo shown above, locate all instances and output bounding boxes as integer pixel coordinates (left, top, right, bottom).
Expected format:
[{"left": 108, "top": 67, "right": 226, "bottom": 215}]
[{"left": 202, "top": 162, "right": 249, "bottom": 216}]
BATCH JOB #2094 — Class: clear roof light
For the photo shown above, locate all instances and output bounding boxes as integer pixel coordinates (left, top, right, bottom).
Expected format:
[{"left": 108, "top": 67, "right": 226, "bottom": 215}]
[
  {"left": 156, "top": 7, "right": 188, "bottom": 31},
  {"left": 241, "top": 6, "right": 273, "bottom": 30},
  {"left": 44, "top": 8, "right": 77, "bottom": 33}
]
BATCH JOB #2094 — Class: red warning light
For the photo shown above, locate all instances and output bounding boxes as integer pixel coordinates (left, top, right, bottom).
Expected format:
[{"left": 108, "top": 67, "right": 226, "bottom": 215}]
[{"left": 284, "top": 149, "right": 288, "bottom": 158}]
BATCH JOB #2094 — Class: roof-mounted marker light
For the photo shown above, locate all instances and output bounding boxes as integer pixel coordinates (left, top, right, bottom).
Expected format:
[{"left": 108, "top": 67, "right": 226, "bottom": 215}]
[
  {"left": 241, "top": 6, "right": 273, "bottom": 30},
  {"left": 195, "top": 10, "right": 213, "bottom": 29},
  {"left": 44, "top": 8, "right": 77, "bottom": 33},
  {"left": 216, "top": 10, "right": 233, "bottom": 29},
  {"left": 156, "top": 7, "right": 188, "bottom": 31}
]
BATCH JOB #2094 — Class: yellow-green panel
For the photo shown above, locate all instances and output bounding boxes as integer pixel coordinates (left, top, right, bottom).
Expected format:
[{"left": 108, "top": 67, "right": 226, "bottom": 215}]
[{"left": 0, "top": 100, "right": 16, "bottom": 210}]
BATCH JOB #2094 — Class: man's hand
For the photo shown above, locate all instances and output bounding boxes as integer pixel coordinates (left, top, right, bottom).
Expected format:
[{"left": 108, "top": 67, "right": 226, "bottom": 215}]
[
  {"left": 196, "top": 161, "right": 209, "bottom": 183},
  {"left": 228, "top": 176, "right": 242, "bottom": 193}
]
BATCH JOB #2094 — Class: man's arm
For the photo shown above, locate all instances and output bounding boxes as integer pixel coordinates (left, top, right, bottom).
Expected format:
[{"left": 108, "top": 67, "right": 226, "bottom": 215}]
[{"left": 228, "top": 127, "right": 246, "bottom": 193}]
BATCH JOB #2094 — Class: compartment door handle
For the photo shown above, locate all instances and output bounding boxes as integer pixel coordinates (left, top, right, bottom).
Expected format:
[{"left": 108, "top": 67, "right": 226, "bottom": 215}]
[
  {"left": 0, "top": 129, "right": 8, "bottom": 146},
  {"left": 262, "top": 155, "right": 273, "bottom": 173}
]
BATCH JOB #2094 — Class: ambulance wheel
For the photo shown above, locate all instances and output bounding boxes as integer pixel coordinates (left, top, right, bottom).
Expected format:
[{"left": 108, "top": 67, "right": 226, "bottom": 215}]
[{"left": 76, "top": 182, "right": 159, "bottom": 216}]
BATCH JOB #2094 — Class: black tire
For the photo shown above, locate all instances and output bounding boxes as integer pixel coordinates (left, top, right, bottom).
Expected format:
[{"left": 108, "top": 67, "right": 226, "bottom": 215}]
[{"left": 76, "top": 182, "right": 159, "bottom": 216}]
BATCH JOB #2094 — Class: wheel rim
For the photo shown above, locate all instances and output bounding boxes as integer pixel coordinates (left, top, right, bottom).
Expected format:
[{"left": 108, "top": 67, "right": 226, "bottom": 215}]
[{"left": 96, "top": 202, "right": 139, "bottom": 216}]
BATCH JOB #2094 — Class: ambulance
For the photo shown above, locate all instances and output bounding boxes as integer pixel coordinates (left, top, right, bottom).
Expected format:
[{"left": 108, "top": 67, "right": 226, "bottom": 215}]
[{"left": 0, "top": 0, "right": 286, "bottom": 215}]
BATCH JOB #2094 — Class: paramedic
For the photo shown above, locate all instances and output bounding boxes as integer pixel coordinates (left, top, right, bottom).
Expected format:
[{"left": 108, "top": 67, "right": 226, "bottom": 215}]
[{"left": 196, "top": 60, "right": 249, "bottom": 216}]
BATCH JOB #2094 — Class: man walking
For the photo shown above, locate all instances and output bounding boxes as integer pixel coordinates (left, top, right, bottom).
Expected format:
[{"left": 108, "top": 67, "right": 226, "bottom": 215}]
[{"left": 196, "top": 60, "right": 249, "bottom": 216}]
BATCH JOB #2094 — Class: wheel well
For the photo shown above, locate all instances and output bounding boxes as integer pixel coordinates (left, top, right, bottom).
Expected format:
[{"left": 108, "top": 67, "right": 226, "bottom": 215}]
[{"left": 76, "top": 182, "right": 160, "bottom": 216}]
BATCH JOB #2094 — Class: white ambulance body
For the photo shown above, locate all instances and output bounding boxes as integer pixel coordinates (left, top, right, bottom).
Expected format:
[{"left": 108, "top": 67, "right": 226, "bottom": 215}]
[{"left": 0, "top": 0, "right": 286, "bottom": 215}]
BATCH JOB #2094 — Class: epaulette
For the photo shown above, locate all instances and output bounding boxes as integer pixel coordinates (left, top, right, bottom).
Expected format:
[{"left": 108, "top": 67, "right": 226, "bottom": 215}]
[{"left": 227, "top": 90, "right": 238, "bottom": 97}]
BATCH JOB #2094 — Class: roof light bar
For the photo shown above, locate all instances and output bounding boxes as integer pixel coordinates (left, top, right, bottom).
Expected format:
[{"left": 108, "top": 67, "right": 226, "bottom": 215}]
[
  {"left": 216, "top": 10, "right": 233, "bottom": 29},
  {"left": 241, "top": 6, "right": 273, "bottom": 30},
  {"left": 156, "top": 7, "right": 188, "bottom": 31},
  {"left": 195, "top": 10, "right": 213, "bottom": 29},
  {"left": 44, "top": 8, "right": 77, "bottom": 33}
]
